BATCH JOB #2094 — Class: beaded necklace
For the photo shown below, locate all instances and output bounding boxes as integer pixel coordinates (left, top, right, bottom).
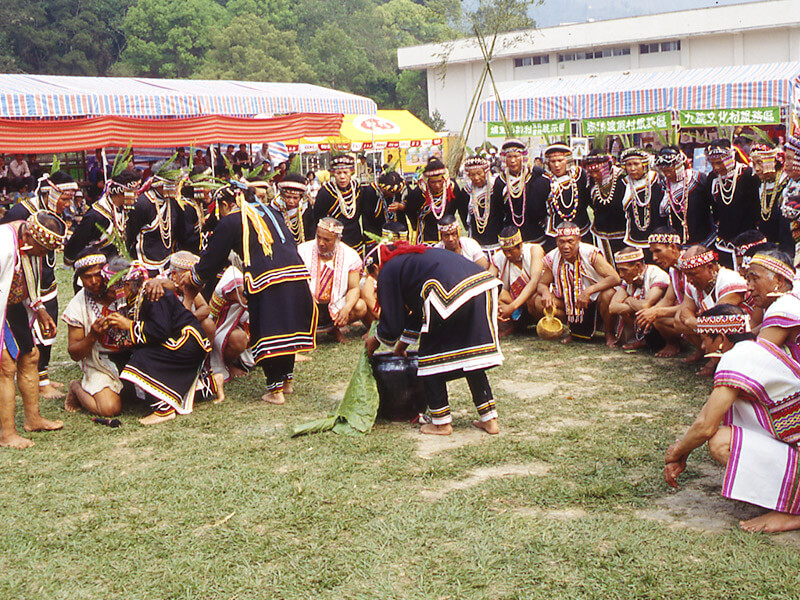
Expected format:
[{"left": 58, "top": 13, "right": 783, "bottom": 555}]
[
  {"left": 283, "top": 204, "right": 304, "bottom": 244},
  {"left": 665, "top": 170, "right": 691, "bottom": 241},
  {"left": 627, "top": 173, "right": 652, "bottom": 233},
  {"left": 549, "top": 171, "right": 578, "bottom": 222},
  {"left": 470, "top": 180, "right": 492, "bottom": 234},
  {"left": 717, "top": 164, "right": 742, "bottom": 206},
  {"left": 423, "top": 182, "right": 448, "bottom": 221},
  {"left": 591, "top": 170, "right": 619, "bottom": 206},
  {"left": 332, "top": 181, "right": 358, "bottom": 220},
  {"left": 760, "top": 177, "right": 781, "bottom": 222}
]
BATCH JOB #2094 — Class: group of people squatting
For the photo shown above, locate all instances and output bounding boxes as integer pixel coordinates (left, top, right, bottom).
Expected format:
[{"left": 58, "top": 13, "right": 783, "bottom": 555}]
[{"left": 3, "top": 135, "right": 800, "bottom": 534}]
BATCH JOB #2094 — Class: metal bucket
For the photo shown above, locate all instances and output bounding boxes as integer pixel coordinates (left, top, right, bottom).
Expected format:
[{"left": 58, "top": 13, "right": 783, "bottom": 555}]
[{"left": 370, "top": 351, "right": 428, "bottom": 421}]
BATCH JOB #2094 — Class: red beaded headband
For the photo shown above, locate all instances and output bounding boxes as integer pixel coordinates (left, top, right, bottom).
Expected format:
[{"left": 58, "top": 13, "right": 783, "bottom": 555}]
[
  {"left": 677, "top": 250, "right": 717, "bottom": 271},
  {"left": 696, "top": 314, "right": 750, "bottom": 335}
]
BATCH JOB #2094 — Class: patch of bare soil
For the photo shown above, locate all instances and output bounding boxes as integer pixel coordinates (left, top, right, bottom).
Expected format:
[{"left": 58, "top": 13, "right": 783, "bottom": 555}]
[
  {"left": 511, "top": 506, "right": 588, "bottom": 520},
  {"left": 637, "top": 463, "right": 800, "bottom": 545},
  {"left": 406, "top": 426, "right": 487, "bottom": 459},
  {"left": 421, "top": 462, "right": 551, "bottom": 501}
]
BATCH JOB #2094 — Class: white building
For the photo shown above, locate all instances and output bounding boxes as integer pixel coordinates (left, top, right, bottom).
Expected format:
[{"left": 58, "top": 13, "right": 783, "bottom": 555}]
[{"left": 397, "top": 0, "right": 800, "bottom": 145}]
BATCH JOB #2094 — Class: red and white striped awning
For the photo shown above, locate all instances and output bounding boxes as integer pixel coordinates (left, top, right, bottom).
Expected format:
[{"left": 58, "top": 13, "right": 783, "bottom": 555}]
[
  {"left": 0, "top": 113, "right": 344, "bottom": 153},
  {"left": 480, "top": 62, "right": 800, "bottom": 122},
  {"left": 0, "top": 75, "right": 376, "bottom": 118}
]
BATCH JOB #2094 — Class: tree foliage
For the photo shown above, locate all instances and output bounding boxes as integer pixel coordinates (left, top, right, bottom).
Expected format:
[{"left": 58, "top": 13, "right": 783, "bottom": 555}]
[{"left": 0, "top": 0, "right": 534, "bottom": 123}]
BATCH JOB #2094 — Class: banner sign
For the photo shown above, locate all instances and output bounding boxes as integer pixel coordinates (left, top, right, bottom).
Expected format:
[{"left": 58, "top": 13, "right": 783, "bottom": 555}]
[
  {"left": 583, "top": 112, "right": 671, "bottom": 135},
  {"left": 679, "top": 107, "right": 781, "bottom": 128},
  {"left": 487, "top": 120, "right": 569, "bottom": 138}
]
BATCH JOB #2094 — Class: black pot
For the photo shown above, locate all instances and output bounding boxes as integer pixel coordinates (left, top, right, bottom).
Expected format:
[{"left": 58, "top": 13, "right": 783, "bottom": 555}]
[{"left": 370, "top": 351, "right": 428, "bottom": 421}]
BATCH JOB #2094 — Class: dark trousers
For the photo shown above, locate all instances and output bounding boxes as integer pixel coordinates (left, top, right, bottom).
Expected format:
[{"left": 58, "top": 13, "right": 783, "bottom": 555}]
[
  {"left": 261, "top": 354, "right": 296, "bottom": 392},
  {"left": 421, "top": 368, "right": 497, "bottom": 425}
]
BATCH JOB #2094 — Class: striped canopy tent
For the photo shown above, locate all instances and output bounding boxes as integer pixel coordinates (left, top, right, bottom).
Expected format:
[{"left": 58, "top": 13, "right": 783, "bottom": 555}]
[
  {"left": 0, "top": 74, "right": 376, "bottom": 118},
  {"left": 480, "top": 62, "right": 800, "bottom": 122}
]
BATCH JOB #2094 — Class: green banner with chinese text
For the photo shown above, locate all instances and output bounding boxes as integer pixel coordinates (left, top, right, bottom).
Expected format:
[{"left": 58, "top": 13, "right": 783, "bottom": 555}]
[
  {"left": 486, "top": 120, "right": 569, "bottom": 138},
  {"left": 583, "top": 112, "right": 672, "bottom": 135},
  {"left": 679, "top": 107, "right": 781, "bottom": 128}
]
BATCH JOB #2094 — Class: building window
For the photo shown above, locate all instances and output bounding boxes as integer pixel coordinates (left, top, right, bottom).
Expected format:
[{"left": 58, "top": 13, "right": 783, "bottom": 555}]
[
  {"left": 613, "top": 47, "right": 631, "bottom": 56},
  {"left": 559, "top": 46, "right": 630, "bottom": 63},
  {"left": 514, "top": 54, "right": 549, "bottom": 68},
  {"left": 640, "top": 40, "right": 681, "bottom": 54}
]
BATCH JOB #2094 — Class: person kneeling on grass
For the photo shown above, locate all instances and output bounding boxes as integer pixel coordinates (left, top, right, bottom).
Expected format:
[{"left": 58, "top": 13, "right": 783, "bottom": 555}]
[
  {"left": 534, "top": 221, "right": 620, "bottom": 345},
  {"left": 488, "top": 226, "right": 544, "bottom": 330},
  {"left": 104, "top": 261, "right": 211, "bottom": 425},
  {"left": 608, "top": 246, "right": 669, "bottom": 350},
  {"left": 666, "top": 303, "right": 800, "bottom": 533},
  {"left": 364, "top": 241, "right": 503, "bottom": 436},
  {"left": 62, "top": 252, "right": 131, "bottom": 417}
]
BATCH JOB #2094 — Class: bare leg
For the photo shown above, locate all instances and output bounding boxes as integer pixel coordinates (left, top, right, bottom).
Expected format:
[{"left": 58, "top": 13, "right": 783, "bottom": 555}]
[
  {"left": 0, "top": 349, "right": 33, "bottom": 448},
  {"left": 65, "top": 381, "right": 121, "bottom": 417},
  {"left": 597, "top": 289, "right": 617, "bottom": 348},
  {"left": 740, "top": 511, "right": 800, "bottom": 533},
  {"left": 19, "top": 349, "right": 62, "bottom": 432},
  {"left": 653, "top": 317, "right": 681, "bottom": 358},
  {"left": 212, "top": 373, "right": 225, "bottom": 404},
  {"left": 64, "top": 380, "right": 83, "bottom": 412},
  {"left": 708, "top": 427, "right": 731, "bottom": 465},
  {"left": 39, "top": 383, "right": 65, "bottom": 399}
]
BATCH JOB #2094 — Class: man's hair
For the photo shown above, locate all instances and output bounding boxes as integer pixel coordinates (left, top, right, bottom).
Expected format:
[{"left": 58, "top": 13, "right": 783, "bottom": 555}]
[
  {"left": 378, "top": 170, "right": 403, "bottom": 188},
  {"left": 651, "top": 225, "right": 678, "bottom": 237},
  {"left": 700, "top": 303, "right": 756, "bottom": 343},
  {"left": 751, "top": 245, "right": 793, "bottom": 271},
  {"left": 437, "top": 214, "right": 457, "bottom": 228},
  {"left": 682, "top": 244, "right": 714, "bottom": 261},
  {"left": 106, "top": 256, "right": 130, "bottom": 274},
  {"left": 74, "top": 247, "right": 107, "bottom": 276},
  {"left": 383, "top": 220, "right": 408, "bottom": 233},
  {"left": 555, "top": 220, "right": 579, "bottom": 232},
  {"left": 37, "top": 212, "right": 67, "bottom": 237},
  {"left": 49, "top": 170, "right": 75, "bottom": 186},
  {"left": 111, "top": 170, "right": 141, "bottom": 187},
  {"left": 732, "top": 229, "right": 767, "bottom": 248},
  {"left": 498, "top": 225, "right": 519, "bottom": 239}
]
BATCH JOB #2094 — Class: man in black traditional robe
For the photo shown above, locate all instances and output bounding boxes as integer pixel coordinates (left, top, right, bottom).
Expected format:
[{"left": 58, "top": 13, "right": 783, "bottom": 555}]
[
  {"left": 405, "top": 158, "right": 467, "bottom": 244},
  {"left": 271, "top": 173, "right": 315, "bottom": 245},
  {"left": 543, "top": 142, "right": 591, "bottom": 249},
  {"left": 125, "top": 171, "right": 199, "bottom": 276},
  {"left": 64, "top": 170, "right": 141, "bottom": 264},
  {"left": 361, "top": 170, "right": 407, "bottom": 249},
  {"left": 185, "top": 184, "right": 317, "bottom": 405},
  {"left": 750, "top": 143, "right": 793, "bottom": 258},
  {"left": 364, "top": 242, "right": 503, "bottom": 436},
  {"left": 493, "top": 139, "right": 549, "bottom": 245},
  {"left": 463, "top": 156, "right": 502, "bottom": 255},
  {"left": 583, "top": 150, "right": 627, "bottom": 267},
  {"left": 313, "top": 155, "right": 367, "bottom": 253},
  {"left": 706, "top": 138, "right": 760, "bottom": 269},
  {"left": 654, "top": 146, "right": 714, "bottom": 247}
]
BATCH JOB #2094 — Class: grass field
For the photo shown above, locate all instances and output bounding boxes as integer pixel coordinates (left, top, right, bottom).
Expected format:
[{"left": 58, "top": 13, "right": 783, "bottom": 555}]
[{"left": 1, "top": 265, "right": 799, "bottom": 599}]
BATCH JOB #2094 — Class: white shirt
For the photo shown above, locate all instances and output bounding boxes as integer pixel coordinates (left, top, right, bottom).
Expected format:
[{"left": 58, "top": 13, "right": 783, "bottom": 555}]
[{"left": 435, "top": 236, "right": 485, "bottom": 264}]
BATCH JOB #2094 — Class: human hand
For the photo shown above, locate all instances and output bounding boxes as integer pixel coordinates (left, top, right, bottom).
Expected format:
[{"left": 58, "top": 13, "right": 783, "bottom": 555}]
[
  {"left": 577, "top": 290, "right": 591, "bottom": 309},
  {"left": 105, "top": 312, "right": 132, "bottom": 332},
  {"left": 143, "top": 279, "right": 165, "bottom": 302},
  {"left": 37, "top": 309, "right": 57, "bottom": 339},
  {"left": 635, "top": 307, "right": 657, "bottom": 329}
]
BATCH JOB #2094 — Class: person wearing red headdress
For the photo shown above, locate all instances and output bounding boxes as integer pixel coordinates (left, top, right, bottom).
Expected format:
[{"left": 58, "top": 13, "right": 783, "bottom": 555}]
[{"left": 365, "top": 242, "right": 503, "bottom": 435}]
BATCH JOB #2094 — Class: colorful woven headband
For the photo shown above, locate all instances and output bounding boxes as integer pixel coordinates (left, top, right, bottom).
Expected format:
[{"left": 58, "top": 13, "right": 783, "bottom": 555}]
[
  {"left": 545, "top": 143, "right": 571, "bottom": 156},
  {"left": 318, "top": 220, "right": 344, "bottom": 235},
  {"left": 751, "top": 146, "right": 779, "bottom": 159},
  {"left": 464, "top": 156, "right": 490, "bottom": 170},
  {"left": 785, "top": 136, "right": 800, "bottom": 154},
  {"left": 107, "top": 178, "right": 139, "bottom": 196},
  {"left": 278, "top": 180, "right": 307, "bottom": 193},
  {"left": 749, "top": 254, "right": 795, "bottom": 281},
  {"left": 74, "top": 253, "right": 107, "bottom": 272},
  {"left": 615, "top": 249, "right": 645, "bottom": 264},
  {"left": 500, "top": 139, "right": 528, "bottom": 157},
  {"left": 330, "top": 156, "right": 355, "bottom": 171},
  {"left": 696, "top": 313, "right": 750, "bottom": 335},
  {"left": 556, "top": 227, "right": 581, "bottom": 238},
  {"left": 677, "top": 250, "right": 717, "bottom": 271},
  {"left": 620, "top": 148, "right": 649, "bottom": 163},
  {"left": 125, "top": 263, "right": 149, "bottom": 282},
  {"left": 378, "top": 182, "right": 404, "bottom": 194},
  {"left": 381, "top": 227, "right": 409, "bottom": 241},
  {"left": 655, "top": 151, "right": 684, "bottom": 168},
  {"left": 582, "top": 154, "right": 610, "bottom": 166},
  {"left": 437, "top": 221, "right": 459, "bottom": 233},
  {"left": 648, "top": 233, "right": 681, "bottom": 245},
  {"left": 46, "top": 180, "right": 78, "bottom": 212},
  {"left": 498, "top": 230, "right": 523, "bottom": 248},
  {"left": 705, "top": 146, "right": 733, "bottom": 159},
  {"left": 735, "top": 239, "right": 766, "bottom": 256},
  {"left": 170, "top": 251, "right": 200, "bottom": 271},
  {"left": 26, "top": 212, "right": 67, "bottom": 251},
  {"left": 423, "top": 167, "right": 448, "bottom": 178}
]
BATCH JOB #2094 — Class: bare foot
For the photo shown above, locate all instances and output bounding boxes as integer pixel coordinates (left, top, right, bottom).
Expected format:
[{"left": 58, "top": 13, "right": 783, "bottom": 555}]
[
  {"left": 295, "top": 353, "right": 312, "bottom": 362},
  {"left": 262, "top": 391, "right": 285, "bottom": 405},
  {"left": 331, "top": 328, "right": 346, "bottom": 344},
  {"left": 472, "top": 419, "right": 500, "bottom": 434},
  {"left": 283, "top": 381, "right": 294, "bottom": 394},
  {"left": 740, "top": 511, "right": 800, "bottom": 533},
  {"left": 420, "top": 423, "right": 453, "bottom": 435},
  {"left": 39, "top": 384, "right": 65, "bottom": 399},
  {"left": 682, "top": 348, "right": 704, "bottom": 364},
  {"left": 212, "top": 373, "right": 225, "bottom": 404},
  {"left": 698, "top": 360, "right": 716, "bottom": 377},
  {"left": 229, "top": 365, "right": 247, "bottom": 378},
  {"left": 64, "top": 385, "right": 82, "bottom": 413},
  {"left": 622, "top": 339, "right": 647, "bottom": 351},
  {"left": 560, "top": 334, "right": 574, "bottom": 345},
  {"left": 0, "top": 432, "right": 34, "bottom": 448},
  {"left": 605, "top": 333, "right": 618, "bottom": 348},
  {"left": 656, "top": 342, "right": 680, "bottom": 358},
  {"left": 51, "top": 381, "right": 65, "bottom": 389},
  {"left": 23, "top": 417, "right": 63, "bottom": 432},
  {"left": 138, "top": 412, "right": 176, "bottom": 425}
]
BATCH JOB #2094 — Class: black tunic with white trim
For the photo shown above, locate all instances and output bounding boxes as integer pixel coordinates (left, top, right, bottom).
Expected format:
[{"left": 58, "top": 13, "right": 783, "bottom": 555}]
[
  {"left": 404, "top": 183, "right": 468, "bottom": 244},
  {"left": 494, "top": 169, "right": 549, "bottom": 243},
  {"left": 313, "top": 181, "right": 364, "bottom": 250},
  {"left": 191, "top": 205, "right": 317, "bottom": 362},
  {"left": 120, "top": 290, "right": 209, "bottom": 413},
  {"left": 376, "top": 247, "right": 503, "bottom": 377}
]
